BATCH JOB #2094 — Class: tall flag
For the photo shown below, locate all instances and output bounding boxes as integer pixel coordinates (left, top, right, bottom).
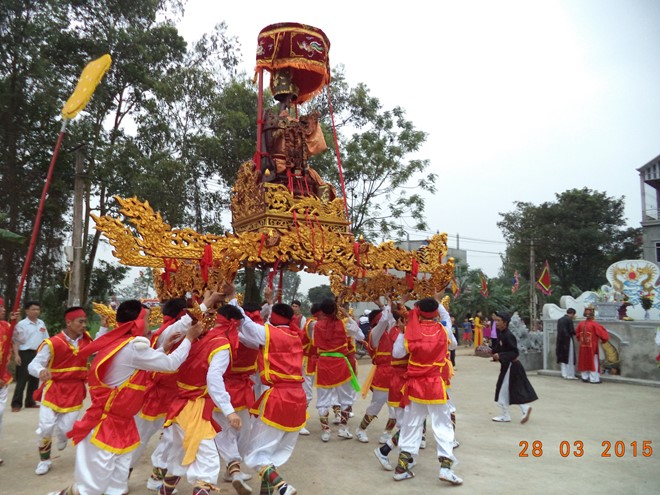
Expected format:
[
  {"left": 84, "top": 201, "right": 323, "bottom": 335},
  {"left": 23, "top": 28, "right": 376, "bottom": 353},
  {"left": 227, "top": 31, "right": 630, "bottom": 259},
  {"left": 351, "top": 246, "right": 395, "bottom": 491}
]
[
  {"left": 536, "top": 260, "right": 552, "bottom": 295},
  {"left": 511, "top": 270, "right": 520, "bottom": 294},
  {"left": 451, "top": 277, "right": 461, "bottom": 298},
  {"left": 480, "top": 272, "right": 489, "bottom": 297}
]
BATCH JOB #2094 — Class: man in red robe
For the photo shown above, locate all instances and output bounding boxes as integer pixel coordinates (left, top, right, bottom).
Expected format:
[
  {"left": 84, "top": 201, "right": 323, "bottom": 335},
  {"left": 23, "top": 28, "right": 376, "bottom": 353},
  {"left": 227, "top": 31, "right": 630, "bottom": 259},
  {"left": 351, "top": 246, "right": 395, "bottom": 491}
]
[
  {"left": 160, "top": 303, "right": 244, "bottom": 495},
  {"left": 391, "top": 296, "right": 462, "bottom": 485},
  {"left": 28, "top": 307, "right": 93, "bottom": 476},
  {"left": 312, "top": 299, "right": 362, "bottom": 442},
  {"left": 228, "top": 285, "right": 306, "bottom": 495},
  {"left": 575, "top": 306, "right": 609, "bottom": 384}
]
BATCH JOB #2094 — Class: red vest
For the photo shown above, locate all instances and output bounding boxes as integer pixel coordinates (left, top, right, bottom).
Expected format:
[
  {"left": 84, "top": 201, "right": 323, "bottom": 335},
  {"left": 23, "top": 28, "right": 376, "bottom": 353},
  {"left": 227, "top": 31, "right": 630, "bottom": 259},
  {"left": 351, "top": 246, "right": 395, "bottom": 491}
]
[
  {"left": 402, "top": 321, "right": 447, "bottom": 405},
  {"left": 68, "top": 337, "right": 150, "bottom": 454},
  {"left": 367, "top": 326, "right": 396, "bottom": 392},
  {"left": 39, "top": 331, "right": 92, "bottom": 413},
  {"left": 387, "top": 327, "right": 408, "bottom": 408},
  {"left": 224, "top": 342, "right": 259, "bottom": 411},
  {"left": 313, "top": 317, "right": 351, "bottom": 387},
  {"left": 250, "top": 324, "right": 306, "bottom": 430},
  {"left": 0, "top": 321, "right": 13, "bottom": 384},
  {"left": 166, "top": 327, "right": 232, "bottom": 428}
]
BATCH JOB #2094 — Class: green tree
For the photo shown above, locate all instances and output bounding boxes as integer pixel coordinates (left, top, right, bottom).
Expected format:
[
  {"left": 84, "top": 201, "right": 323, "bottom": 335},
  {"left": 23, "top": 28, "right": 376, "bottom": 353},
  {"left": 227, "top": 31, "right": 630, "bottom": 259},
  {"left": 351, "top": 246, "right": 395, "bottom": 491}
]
[
  {"left": 498, "top": 188, "right": 641, "bottom": 295},
  {"left": 308, "top": 284, "right": 334, "bottom": 304},
  {"left": 88, "top": 260, "right": 129, "bottom": 303},
  {"left": 0, "top": 1, "right": 80, "bottom": 305}
]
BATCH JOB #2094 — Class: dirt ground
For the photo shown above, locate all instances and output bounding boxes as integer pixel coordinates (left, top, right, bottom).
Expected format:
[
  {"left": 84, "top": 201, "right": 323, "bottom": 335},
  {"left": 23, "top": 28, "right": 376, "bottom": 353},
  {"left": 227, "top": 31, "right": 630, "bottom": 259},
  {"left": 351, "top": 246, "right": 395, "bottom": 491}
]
[{"left": 1, "top": 347, "right": 659, "bottom": 495}]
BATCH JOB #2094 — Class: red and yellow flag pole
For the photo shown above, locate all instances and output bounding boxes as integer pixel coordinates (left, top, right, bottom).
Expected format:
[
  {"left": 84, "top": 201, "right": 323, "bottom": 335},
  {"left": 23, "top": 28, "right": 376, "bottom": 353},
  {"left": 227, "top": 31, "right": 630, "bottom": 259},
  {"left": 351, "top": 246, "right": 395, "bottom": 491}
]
[{"left": 12, "top": 54, "right": 112, "bottom": 316}]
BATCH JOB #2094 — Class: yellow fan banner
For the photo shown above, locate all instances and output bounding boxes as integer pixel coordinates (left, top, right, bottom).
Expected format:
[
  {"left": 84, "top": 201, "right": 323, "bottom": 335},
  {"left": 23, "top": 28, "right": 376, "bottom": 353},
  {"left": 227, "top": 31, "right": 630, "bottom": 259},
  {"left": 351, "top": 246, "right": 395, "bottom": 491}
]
[{"left": 61, "top": 54, "right": 112, "bottom": 120}]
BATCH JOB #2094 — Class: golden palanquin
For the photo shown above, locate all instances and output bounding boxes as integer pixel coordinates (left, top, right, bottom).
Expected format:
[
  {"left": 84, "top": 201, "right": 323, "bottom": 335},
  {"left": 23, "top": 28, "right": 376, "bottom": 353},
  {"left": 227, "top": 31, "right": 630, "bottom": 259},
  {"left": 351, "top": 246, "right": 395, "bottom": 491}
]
[
  {"left": 91, "top": 22, "right": 454, "bottom": 305},
  {"left": 92, "top": 188, "right": 454, "bottom": 303}
]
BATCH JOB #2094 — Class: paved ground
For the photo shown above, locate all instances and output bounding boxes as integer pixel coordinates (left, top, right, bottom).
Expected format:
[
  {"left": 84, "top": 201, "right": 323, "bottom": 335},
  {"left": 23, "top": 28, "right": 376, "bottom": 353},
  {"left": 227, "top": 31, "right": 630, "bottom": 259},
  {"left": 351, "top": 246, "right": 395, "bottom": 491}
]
[{"left": 1, "top": 347, "right": 659, "bottom": 494}]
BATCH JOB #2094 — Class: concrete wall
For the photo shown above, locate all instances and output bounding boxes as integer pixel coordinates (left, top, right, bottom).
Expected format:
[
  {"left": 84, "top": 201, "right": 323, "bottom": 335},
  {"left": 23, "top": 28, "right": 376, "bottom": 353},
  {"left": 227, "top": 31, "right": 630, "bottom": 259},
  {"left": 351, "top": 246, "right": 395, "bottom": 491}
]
[{"left": 542, "top": 318, "right": 660, "bottom": 382}]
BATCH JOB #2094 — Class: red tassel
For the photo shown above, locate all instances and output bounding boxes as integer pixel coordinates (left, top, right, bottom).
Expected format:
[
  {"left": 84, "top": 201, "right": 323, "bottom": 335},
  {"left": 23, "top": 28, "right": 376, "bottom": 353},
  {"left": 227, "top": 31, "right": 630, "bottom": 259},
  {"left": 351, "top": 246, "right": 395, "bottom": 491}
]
[{"left": 199, "top": 244, "right": 214, "bottom": 282}]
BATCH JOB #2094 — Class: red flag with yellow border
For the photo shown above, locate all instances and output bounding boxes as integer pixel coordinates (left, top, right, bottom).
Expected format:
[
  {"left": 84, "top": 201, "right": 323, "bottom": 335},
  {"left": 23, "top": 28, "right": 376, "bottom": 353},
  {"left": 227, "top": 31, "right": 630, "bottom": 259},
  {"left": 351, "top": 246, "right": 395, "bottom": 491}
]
[{"left": 536, "top": 260, "right": 552, "bottom": 295}]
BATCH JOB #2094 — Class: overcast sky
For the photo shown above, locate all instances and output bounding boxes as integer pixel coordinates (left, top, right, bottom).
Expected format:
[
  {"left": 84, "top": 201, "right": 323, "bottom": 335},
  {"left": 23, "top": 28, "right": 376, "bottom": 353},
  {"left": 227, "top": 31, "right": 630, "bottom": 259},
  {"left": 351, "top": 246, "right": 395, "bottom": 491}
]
[{"left": 174, "top": 0, "right": 660, "bottom": 284}]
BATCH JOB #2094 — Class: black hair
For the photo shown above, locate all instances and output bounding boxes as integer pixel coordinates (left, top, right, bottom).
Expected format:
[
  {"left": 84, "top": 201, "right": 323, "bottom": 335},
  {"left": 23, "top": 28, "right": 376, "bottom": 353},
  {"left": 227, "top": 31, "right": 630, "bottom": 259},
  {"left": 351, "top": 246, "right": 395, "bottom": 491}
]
[
  {"left": 23, "top": 300, "right": 41, "bottom": 310},
  {"left": 368, "top": 309, "right": 383, "bottom": 325},
  {"left": 310, "top": 302, "right": 322, "bottom": 315},
  {"left": 566, "top": 308, "right": 577, "bottom": 315},
  {"left": 291, "top": 299, "right": 302, "bottom": 306},
  {"left": 319, "top": 298, "right": 337, "bottom": 316},
  {"left": 217, "top": 304, "right": 244, "bottom": 321},
  {"left": 116, "top": 299, "right": 143, "bottom": 323},
  {"left": 242, "top": 301, "right": 262, "bottom": 313},
  {"left": 417, "top": 297, "right": 439, "bottom": 313},
  {"left": 392, "top": 309, "right": 402, "bottom": 322},
  {"left": 64, "top": 306, "right": 85, "bottom": 317},
  {"left": 162, "top": 298, "right": 187, "bottom": 318},
  {"left": 272, "top": 303, "right": 294, "bottom": 320}
]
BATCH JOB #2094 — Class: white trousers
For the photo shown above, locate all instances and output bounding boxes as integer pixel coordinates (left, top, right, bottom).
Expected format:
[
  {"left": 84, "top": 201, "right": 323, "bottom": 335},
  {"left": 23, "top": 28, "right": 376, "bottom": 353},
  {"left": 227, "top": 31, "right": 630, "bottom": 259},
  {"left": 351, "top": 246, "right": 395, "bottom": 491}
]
[
  {"left": 36, "top": 405, "right": 80, "bottom": 444},
  {"left": 302, "top": 371, "right": 314, "bottom": 405},
  {"left": 243, "top": 417, "right": 299, "bottom": 469},
  {"left": 0, "top": 385, "right": 8, "bottom": 438},
  {"left": 73, "top": 432, "right": 132, "bottom": 495},
  {"left": 151, "top": 427, "right": 173, "bottom": 468},
  {"left": 316, "top": 382, "right": 354, "bottom": 415},
  {"left": 581, "top": 354, "right": 600, "bottom": 383},
  {"left": 365, "top": 389, "right": 396, "bottom": 420},
  {"left": 398, "top": 401, "right": 455, "bottom": 459},
  {"left": 213, "top": 408, "right": 251, "bottom": 465},
  {"left": 130, "top": 415, "right": 165, "bottom": 468},
  {"left": 561, "top": 339, "right": 576, "bottom": 378},
  {"left": 163, "top": 423, "right": 220, "bottom": 485},
  {"left": 497, "top": 367, "right": 530, "bottom": 417}
]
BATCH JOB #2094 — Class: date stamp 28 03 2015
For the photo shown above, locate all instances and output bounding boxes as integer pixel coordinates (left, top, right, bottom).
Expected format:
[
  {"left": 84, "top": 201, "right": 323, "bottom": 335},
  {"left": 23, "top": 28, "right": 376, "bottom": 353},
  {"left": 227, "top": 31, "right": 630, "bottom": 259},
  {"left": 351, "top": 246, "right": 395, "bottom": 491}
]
[{"left": 518, "top": 440, "right": 653, "bottom": 458}]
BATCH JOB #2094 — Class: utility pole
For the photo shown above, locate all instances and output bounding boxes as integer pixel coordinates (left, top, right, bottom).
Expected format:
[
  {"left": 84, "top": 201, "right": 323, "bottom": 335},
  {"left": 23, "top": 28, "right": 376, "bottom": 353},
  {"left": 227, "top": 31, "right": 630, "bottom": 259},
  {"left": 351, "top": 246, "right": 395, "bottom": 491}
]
[
  {"left": 529, "top": 239, "right": 536, "bottom": 330},
  {"left": 456, "top": 232, "right": 460, "bottom": 249},
  {"left": 68, "top": 151, "right": 85, "bottom": 307}
]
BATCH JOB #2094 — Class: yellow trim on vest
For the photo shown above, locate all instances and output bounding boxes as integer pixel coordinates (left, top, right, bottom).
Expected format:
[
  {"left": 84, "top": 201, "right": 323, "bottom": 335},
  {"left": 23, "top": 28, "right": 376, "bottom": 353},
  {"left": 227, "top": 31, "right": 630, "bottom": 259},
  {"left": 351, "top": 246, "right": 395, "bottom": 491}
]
[
  {"left": 177, "top": 381, "right": 208, "bottom": 393},
  {"left": 231, "top": 365, "right": 257, "bottom": 373},
  {"left": 138, "top": 411, "right": 167, "bottom": 421},
  {"left": 95, "top": 338, "right": 133, "bottom": 387},
  {"left": 208, "top": 343, "right": 230, "bottom": 364},
  {"left": 408, "top": 396, "right": 447, "bottom": 405},
  {"left": 263, "top": 324, "right": 272, "bottom": 383},
  {"left": 313, "top": 373, "right": 351, "bottom": 389},
  {"left": 41, "top": 399, "right": 83, "bottom": 413},
  {"left": 50, "top": 366, "right": 88, "bottom": 373}
]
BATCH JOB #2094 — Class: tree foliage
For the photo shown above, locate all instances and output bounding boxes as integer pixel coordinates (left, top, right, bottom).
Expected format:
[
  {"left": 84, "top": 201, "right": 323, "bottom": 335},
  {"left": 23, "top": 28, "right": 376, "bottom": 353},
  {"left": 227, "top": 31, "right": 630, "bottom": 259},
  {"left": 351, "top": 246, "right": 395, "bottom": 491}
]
[
  {"left": 0, "top": 2, "right": 249, "bottom": 313},
  {"left": 307, "top": 284, "right": 334, "bottom": 304},
  {"left": 497, "top": 188, "right": 641, "bottom": 295}
]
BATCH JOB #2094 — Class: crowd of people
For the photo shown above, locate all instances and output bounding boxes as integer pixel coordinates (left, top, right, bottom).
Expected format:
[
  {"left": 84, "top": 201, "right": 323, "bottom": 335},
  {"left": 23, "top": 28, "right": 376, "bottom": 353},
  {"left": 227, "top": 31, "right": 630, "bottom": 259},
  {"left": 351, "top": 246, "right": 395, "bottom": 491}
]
[{"left": 0, "top": 288, "right": 554, "bottom": 494}]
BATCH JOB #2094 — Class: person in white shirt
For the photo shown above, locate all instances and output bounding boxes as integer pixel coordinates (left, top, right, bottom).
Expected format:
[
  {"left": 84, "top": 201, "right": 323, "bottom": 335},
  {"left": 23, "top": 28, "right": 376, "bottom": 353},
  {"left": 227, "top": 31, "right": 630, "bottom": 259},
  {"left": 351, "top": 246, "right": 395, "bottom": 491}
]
[{"left": 11, "top": 300, "right": 48, "bottom": 411}]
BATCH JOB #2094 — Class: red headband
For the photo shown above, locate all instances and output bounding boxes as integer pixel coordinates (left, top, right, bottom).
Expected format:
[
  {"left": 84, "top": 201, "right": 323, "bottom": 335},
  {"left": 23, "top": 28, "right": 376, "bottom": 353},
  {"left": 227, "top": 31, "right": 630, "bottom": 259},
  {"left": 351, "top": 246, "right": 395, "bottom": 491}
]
[
  {"left": 0, "top": 297, "right": 4, "bottom": 306},
  {"left": 419, "top": 309, "right": 439, "bottom": 319},
  {"left": 65, "top": 309, "right": 86, "bottom": 322},
  {"left": 269, "top": 313, "right": 291, "bottom": 326}
]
